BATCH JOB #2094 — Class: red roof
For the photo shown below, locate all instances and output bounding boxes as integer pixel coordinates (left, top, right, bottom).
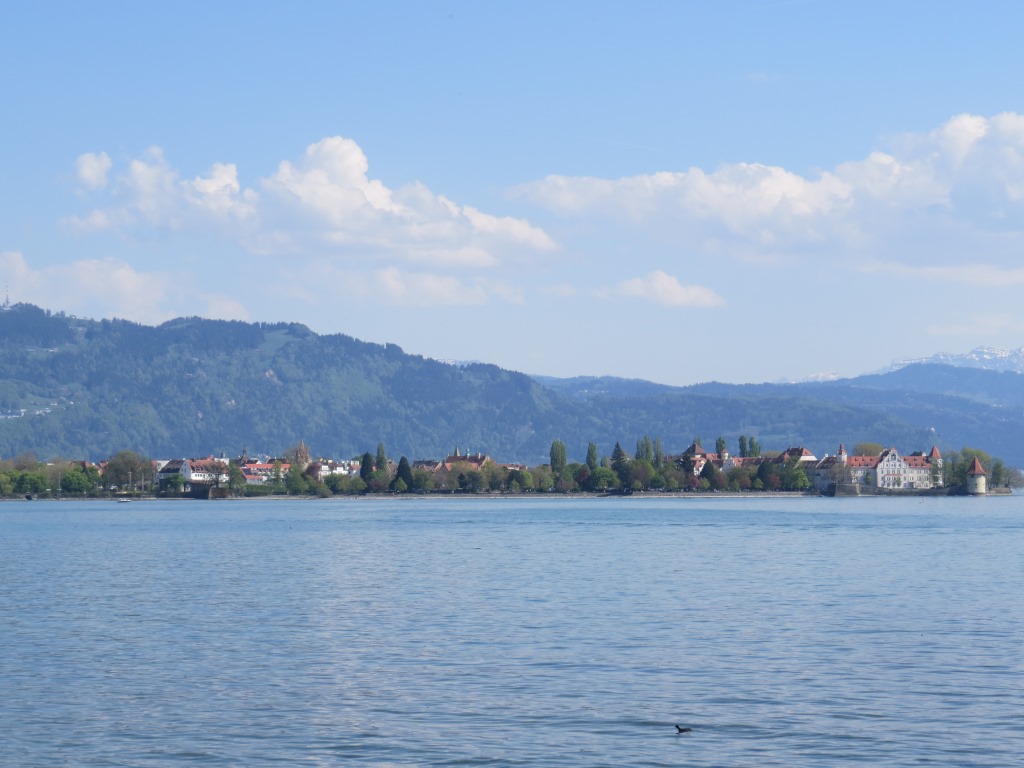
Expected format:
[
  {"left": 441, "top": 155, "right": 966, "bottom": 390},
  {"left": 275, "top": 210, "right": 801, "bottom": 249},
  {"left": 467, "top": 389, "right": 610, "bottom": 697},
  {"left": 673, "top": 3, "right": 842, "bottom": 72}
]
[{"left": 967, "top": 457, "right": 987, "bottom": 476}]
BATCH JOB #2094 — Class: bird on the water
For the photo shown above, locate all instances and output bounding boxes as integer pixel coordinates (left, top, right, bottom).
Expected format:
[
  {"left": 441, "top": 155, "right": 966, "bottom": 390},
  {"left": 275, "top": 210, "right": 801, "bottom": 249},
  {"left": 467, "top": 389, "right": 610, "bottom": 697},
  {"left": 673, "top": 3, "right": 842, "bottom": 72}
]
[{"left": 675, "top": 725, "right": 693, "bottom": 734}]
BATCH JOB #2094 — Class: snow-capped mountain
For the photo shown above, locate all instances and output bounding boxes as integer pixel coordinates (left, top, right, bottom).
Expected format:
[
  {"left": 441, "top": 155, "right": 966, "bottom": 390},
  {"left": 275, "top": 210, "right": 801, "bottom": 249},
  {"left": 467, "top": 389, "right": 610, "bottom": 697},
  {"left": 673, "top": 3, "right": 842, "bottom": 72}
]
[{"left": 889, "top": 346, "right": 1024, "bottom": 374}]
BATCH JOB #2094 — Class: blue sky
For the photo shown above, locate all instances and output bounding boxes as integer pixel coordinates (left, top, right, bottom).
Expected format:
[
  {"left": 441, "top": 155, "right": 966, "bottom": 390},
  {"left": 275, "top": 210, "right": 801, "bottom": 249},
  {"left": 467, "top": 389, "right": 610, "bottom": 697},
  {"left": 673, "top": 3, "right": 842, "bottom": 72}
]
[{"left": 3, "top": 1, "right": 1024, "bottom": 384}]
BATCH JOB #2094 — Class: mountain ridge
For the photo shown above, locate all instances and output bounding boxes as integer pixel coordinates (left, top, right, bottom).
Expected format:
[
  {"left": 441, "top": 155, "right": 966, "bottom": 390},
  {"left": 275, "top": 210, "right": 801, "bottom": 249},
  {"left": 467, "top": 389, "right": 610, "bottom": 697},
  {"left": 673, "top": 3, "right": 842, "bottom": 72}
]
[{"left": 2, "top": 303, "right": 1022, "bottom": 466}]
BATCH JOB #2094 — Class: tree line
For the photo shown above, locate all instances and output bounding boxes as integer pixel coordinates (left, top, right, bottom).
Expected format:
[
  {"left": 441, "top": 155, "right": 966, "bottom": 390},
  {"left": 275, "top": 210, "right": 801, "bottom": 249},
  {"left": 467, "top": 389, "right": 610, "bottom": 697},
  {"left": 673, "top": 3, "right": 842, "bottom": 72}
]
[{"left": 2, "top": 436, "right": 1020, "bottom": 499}]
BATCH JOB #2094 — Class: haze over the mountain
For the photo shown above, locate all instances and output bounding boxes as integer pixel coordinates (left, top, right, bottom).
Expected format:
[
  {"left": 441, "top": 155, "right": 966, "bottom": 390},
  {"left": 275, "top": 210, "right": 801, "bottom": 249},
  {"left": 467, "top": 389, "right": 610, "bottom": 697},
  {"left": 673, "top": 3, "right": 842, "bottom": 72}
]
[{"left": 2, "top": 304, "right": 1023, "bottom": 467}]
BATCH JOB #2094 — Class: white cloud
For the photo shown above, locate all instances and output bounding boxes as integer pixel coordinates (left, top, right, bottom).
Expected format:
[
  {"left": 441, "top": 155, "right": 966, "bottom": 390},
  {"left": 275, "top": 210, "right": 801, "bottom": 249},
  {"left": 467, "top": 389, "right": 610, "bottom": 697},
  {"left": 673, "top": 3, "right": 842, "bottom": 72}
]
[
  {"left": 69, "top": 136, "right": 555, "bottom": 273},
  {"left": 514, "top": 112, "right": 1024, "bottom": 270},
  {"left": 614, "top": 270, "right": 724, "bottom": 307},
  {"left": 1, "top": 251, "right": 174, "bottom": 324},
  {"left": 74, "top": 152, "right": 111, "bottom": 190}
]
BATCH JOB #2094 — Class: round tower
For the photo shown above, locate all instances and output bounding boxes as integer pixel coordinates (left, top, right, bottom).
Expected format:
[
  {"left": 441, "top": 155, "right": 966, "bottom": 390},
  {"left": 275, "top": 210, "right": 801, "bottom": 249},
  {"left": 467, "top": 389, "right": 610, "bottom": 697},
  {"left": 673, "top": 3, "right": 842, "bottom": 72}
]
[{"left": 967, "top": 457, "right": 987, "bottom": 495}]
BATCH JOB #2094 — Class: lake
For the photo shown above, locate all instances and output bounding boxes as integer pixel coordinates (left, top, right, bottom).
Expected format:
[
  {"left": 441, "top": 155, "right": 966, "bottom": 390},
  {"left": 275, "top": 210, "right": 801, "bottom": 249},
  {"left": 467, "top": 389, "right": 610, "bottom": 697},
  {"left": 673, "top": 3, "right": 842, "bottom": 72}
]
[{"left": 2, "top": 495, "right": 1022, "bottom": 766}]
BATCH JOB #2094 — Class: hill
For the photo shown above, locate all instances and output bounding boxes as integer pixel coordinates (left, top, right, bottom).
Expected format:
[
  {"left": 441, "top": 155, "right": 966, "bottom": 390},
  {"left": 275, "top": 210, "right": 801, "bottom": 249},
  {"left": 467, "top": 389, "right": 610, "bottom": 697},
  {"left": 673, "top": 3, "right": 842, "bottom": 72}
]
[{"left": 1, "top": 303, "right": 1022, "bottom": 465}]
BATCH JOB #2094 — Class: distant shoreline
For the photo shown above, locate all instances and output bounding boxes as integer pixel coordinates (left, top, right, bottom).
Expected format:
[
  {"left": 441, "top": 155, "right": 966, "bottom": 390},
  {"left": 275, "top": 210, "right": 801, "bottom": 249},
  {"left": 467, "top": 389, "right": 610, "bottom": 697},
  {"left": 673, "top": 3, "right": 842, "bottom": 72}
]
[{"left": 6, "top": 488, "right": 1010, "bottom": 503}]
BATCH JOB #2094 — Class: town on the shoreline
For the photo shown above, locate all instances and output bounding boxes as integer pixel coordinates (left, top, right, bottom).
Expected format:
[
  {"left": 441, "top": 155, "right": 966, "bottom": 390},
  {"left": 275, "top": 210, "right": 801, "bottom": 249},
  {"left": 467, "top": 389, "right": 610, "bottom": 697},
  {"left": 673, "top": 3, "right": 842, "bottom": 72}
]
[{"left": 2, "top": 435, "right": 1017, "bottom": 499}]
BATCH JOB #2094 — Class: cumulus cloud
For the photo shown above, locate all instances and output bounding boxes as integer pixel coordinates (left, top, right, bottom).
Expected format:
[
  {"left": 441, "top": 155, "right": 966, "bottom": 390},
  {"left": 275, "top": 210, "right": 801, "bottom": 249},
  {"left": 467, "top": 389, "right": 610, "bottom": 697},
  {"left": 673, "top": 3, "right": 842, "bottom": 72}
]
[
  {"left": 0, "top": 251, "right": 175, "bottom": 324},
  {"left": 75, "top": 152, "right": 112, "bottom": 190},
  {"left": 614, "top": 270, "right": 724, "bottom": 307},
  {"left": 514, "top": 112, "right": 1024, "bottom": 269},
  {"left": 67, "top": 136, "right": 555, "bottom": 281}
]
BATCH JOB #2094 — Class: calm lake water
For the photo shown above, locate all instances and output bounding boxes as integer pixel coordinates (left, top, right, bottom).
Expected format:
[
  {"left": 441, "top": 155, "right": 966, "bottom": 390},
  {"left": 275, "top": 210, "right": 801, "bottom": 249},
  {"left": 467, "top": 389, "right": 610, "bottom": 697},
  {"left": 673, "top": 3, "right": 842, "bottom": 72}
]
[{"left": 2, "top": 495, "right": 1023, "bottom": 767}]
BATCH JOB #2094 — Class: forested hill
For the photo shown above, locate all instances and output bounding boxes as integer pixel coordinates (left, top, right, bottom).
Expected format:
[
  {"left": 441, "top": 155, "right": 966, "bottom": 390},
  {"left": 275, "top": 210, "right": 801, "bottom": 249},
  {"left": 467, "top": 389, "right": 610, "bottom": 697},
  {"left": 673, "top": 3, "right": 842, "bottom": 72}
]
[{"left": 2, "top": 303, "right": 1023, "bottom": 465}]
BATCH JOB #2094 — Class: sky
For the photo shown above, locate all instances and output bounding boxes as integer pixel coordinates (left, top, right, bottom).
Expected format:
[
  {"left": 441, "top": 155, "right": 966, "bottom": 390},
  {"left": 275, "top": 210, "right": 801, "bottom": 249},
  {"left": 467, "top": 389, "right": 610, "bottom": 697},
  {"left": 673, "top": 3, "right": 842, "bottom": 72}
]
[{"left": 3, "top": 1, "right": 1024, "bottom": 385}]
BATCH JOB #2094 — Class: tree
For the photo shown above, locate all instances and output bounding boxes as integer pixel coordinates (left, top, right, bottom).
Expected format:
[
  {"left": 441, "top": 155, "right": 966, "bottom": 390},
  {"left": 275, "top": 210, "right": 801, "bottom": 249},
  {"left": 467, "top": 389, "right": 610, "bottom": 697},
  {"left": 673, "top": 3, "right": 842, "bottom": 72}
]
[
  {"left": 411, "top": 469, "right": 435, "bottom": 492},
  {"left": 163, "top": 473, "right": 186, "bottom": 494},
  {"left": 585, "top": 442, "right": 599, "bottom": 471},
  {"left": 104, "top": 450, "right": 151, "bottom": 493},
  {"left": 611, "top": 442, "right": 630, "bottom": 485},
  {"left": 780, "top": 458, "right": 810, "bottom": 491},
  {"left": 757, "top": 460, "right": 780, "bottom": 491},
  {"left": 367, "top": 468, "right": 391, "bottom": 493},
  {"left": 628, "top": 459, "right": 655, "bottom": 491},
  {"left": 653, "top": 438, "right": 664, "bottom": 469},
  {"left": 228, "top": 464, "right": 247, "bottom": 494},
  {"left": 727, "top": 466, "right": 754, "bottom": 491},
  {"left": 507, "top": 468, "right": 533, "bottom": 492},
  {"left": 60, "top": 467, "right": 91, "bottom": 495},
  {"left": 375, "top": 442, "right": 388, "bottom": 472},
  {"left": 588, "top": 466, "right": 619, "bottom": 490},
  {"left": 458, "top": 470, "right": 483, "bottom": 493},
  {"left": 531, "top": 465, "right": 553, "bottom": 492},
  {"left": 635, "top": 435, "right": 653, "bottom": 462},
  {"left": 738, "top": 435, "right": 748, "bottom": 458},
  {"left": 715, "top": 436, "right": 727, "bottom": 456},
  {"left": 359, "top": 452, "right": 375, "bottom": 482},
  {"left": 748, "top": 437, "right": 761, "bottom": 457},
  {"left": 550, "top": 440, "right": 567, "bottom": 475},
  {"left": 395, "top": 456, "right": 414, "bottom": 489},
  {"left": 990, "top": 458, "right": 1007, "bottom": 487},
  {"left": 285, "top": 465, "right": 310, "bottom": 494},
  {"left": 700, "top": 459, "right": 727, "bottom": 491}
]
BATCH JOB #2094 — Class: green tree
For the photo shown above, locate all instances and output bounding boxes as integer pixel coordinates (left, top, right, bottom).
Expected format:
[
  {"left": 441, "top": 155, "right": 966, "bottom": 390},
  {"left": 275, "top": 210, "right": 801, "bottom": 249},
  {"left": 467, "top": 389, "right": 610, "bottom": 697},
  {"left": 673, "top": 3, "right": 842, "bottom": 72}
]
[
  {"left": 780, "top": 458, "right": 810, "bottom": 491},
  {"left": 715, "top": 436, "right": 727, "bottom": 456},
  {"left": 375, "top": 443, "right": 388, "bottom": 472},
  {"left": 14, "top": 471, "right": 47, "bottom": 495},
  {"left": 611, "top": 442, "right": 630, "bottom": 485},
  {"left": 585, "top": 442, "right": 599, "bottom": 471},
  {"left": 507, "top": 468, "right": 533, "bottom": 492},
  {"left": 163, "top": 473, "right": 186, "bottom": 494},
  {"left": 738, "top": 435, "right": 748, "bottom": 458},
  {"left": 990, "top": 458, "right": 1007, "bottom": 487},
  {"left": 531, "top": 465, "right": 554, "bottom": 492},
  {"left": 458, "top": 470, "right": 483, "bottom": 493},
  {"left": 550, "top": 439, "right": 567, "bottom": 475},
  {"left": 588, "top": 466, "right": 619, "bottom": 490},
  {"left": 653, "top": 438, "right": 664, "bottom": 469},
  {"left": 60, "top": 467, "right": 91, "bottom": 495},
  {"left": 700, "top": 459, "right": 727, "bottom": 491},
  {"left": 757, "top": 460, "right": 780, "bottom": 491},
  {"left": 635, "top": 435, "right": 653, "bottom": 462},
  {"left": 748, "top": 437, "right": 761, "bottom": 457},
  {"left": 367, "top": 468, "right": 391, "bottom": 493},
  {"left": 394, "top": 456, "right": 414, "bottom": 490},
  {"left": 285, "top": 465, "right": 310, "bottom": 494},
  {"left": 359, "top": 452, "right": 375, "bottom": 482},
  {"left": 411, "top": 469, "right": 435, "bottom": 492},
  {"left": 104, "top": 450, "right": 151, "bottom": 493},
  {"left": 228, "top": 464, "right": 247, "bottom": 494}
]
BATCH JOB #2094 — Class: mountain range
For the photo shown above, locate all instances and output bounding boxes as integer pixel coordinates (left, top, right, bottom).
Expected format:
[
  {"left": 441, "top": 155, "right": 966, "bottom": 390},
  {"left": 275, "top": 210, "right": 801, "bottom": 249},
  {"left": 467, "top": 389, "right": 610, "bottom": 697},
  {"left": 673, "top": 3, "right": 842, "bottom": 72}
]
[
  {"left": 2, "top": 303, "right": 1022, "bottom": 467},
  {"left": 889, "top": 346, "right": 1024, "bottom": 374}
]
